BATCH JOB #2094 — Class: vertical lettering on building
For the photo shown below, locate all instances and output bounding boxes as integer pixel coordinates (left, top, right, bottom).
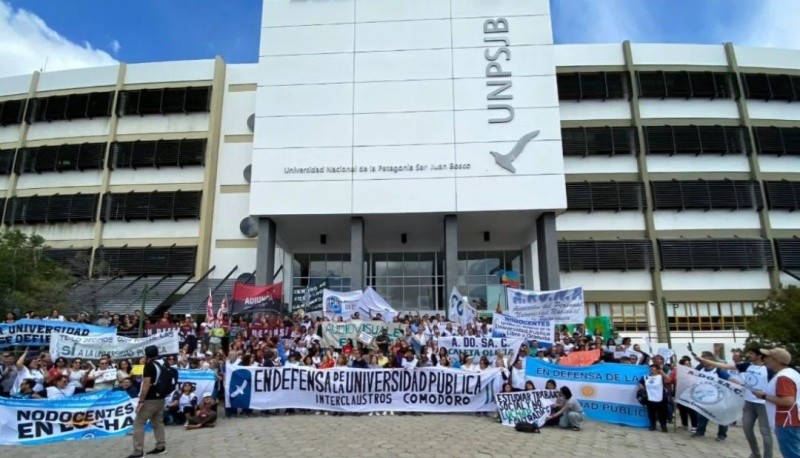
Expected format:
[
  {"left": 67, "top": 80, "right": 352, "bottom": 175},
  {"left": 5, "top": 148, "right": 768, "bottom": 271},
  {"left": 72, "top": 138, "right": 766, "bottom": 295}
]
[{"left": 484, "top": 18, "right": 514, "bottom": 124}]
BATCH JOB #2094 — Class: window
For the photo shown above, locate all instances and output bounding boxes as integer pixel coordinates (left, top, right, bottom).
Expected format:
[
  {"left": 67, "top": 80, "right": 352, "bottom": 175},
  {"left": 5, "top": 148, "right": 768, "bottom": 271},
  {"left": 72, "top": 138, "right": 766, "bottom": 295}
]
[
  {"left": 15, "top": 143, "right": 105, "bottom": 174},
  {"left": 43, "top": 248, "right": 92, "bottom": 275},
  {"left": 0, "top": 149, "right": 15, "bottom": 175},
  {"left": 651, "top": 180, "right": 763, "bottom": 211},
  {"left": 109, "top": 139, "right": 206, "bottom": 169},
  {"left": 586, "top": 303, "right": 648, "bottom": 332},
  {"left": 293, "top": 253, "right": 352, "bottom": 292},
  {"left": 26, "top": 92, "right": 113, "bottom": 123},
  {"left": 558, "top": 240, "right": 655, "bottom": 271},
  {"left": 637, "top": 71, "right": 736, "bottom": 99},
  {"left": 557, "top": 72, "right": 629, "bottom": 101},
  {"left": 667, "top": 301, "right": 756, "bottom": 331},
  {"left": 775, "top": 238, "right": 800, "bottom": 269},
  {"left": 95, "top": 246, "right": 197, "bottom": 276},
  {"left": 561, "top": 126, "right": 639, "bottom": 156},
  {"left": 101, "top": 191, "right": 202, "bottom": 221},
  {"left": 566, "top": 182, "right": 645, "bottom": 212},
  {"left": 743, "top": 73, "right": 800, "bottom": 102},
  {"left": 643, "top": 125, "right": 751, "bottom": 155},
  {"left": 0, "top": 99, "right": 24, "bottom": 126},
  {"left": 659, "top": 238, "right": 773, "bottom": 270},
  {"left": 753, "top": 127, "right": 800, "bottom": 156},
  {"left": 366, "top": 252, "right": 445, "bottom": 311},
  {"left": 4, "top": 194, "right": 99, "bottom": 224},
  {"left": 117, "top": 87, "right": 211, "bottom": 116},
  {"left": 764, "top": 181, "right": 800, "bottom": 210}
]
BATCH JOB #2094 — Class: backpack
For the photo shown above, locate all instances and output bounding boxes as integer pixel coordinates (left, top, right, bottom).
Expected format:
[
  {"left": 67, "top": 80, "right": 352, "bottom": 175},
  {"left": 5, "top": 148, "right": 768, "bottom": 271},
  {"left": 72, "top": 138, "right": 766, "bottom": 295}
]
[
  {"left": 515, "top": 422, "right": 541, "bottom": 433},
  {"left": 152, "top": 361, "right": 178, "bottom": 399}
]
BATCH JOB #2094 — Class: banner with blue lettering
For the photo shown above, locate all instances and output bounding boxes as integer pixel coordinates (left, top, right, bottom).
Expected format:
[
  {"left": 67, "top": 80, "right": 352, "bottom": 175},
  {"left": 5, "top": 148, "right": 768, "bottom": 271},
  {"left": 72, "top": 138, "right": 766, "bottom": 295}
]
[
  {"left": 525, "top": 358, "right": 649, "bottom": 428},
  {"left": 0, "top": 391, "right": 135, "bottom": 445},
  {"left": 178, "top": 369, "right": 217, "bottom": 398},
  {"left": 0, "top": 320, "right": 116, "bottom": 347}
]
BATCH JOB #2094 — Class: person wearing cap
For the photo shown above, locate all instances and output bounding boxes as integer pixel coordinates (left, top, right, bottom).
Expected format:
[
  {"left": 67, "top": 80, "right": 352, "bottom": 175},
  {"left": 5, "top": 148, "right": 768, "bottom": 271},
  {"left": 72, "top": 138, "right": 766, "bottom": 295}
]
[
  {"left": 128, "top": 345, "right": 167, "bottom": 458},
  {"left": 186, "top": 392, "right": 218, "bottom": 430},
  {"left": 754, "top": 347, "right": 800, "bottom": 458},
  {"left": 695, "top": 342, "right": 775, "bottom": 458}
]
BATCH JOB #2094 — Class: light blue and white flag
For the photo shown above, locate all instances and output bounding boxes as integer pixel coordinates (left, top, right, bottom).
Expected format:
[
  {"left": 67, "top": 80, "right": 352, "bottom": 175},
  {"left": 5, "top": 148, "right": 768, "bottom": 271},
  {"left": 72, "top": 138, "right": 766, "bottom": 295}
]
[
  {"left": 0, "top": 391, "right": 135, "bottom": 445},
  {"left": 356, "top": 287, "right": 398, "bottom": 322},
  {"left": 0, "top": 319, "right": 115, "bottom": 348},
  {"left": 526, "top": 358, "right": 649, "bottom": 428}
]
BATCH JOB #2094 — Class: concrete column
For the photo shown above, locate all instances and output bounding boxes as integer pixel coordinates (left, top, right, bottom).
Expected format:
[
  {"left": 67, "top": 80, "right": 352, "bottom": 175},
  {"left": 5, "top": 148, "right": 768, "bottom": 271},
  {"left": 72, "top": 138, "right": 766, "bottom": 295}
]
[
  {"left": 522, "top": 243, "right": 536, "bottom": 290},
  {"left": 444, "top": 215, "right": 458, "bottom": 302},
  {"left": 350, "top": 217, "right": 365, "bottom": 291},
  {"left": 282, "top": 249, "right": 293, "bottom": 310},
  {"left": 255, "top": 217, "right": 276, "bottom": 285},
  {"left": 536, "top": 212, "right": 560, "bottom": 290}
]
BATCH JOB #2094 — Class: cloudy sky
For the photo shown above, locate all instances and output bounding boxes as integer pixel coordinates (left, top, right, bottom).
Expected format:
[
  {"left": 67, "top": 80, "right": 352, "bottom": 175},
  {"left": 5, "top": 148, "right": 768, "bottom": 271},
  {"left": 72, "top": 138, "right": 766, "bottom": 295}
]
[{"left": 1, "top": 0, "right": 798, "bottom": 78}]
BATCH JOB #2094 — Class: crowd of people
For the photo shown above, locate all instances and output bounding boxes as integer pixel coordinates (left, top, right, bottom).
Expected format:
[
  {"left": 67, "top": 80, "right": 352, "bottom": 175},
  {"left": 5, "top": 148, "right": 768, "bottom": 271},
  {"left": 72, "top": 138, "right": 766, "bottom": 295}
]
[{"left": 1, "top": 308, "right": 798, "bottom": 458}]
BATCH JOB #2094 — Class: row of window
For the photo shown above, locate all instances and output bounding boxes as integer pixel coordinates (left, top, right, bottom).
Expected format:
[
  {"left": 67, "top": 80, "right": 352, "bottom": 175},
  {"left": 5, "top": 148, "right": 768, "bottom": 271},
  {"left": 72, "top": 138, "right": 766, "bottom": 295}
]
[
  {"left": 0, "top": 139, "right": 206, "bottom": 176},
  {"left": 563, "top": 125, "right": 800, "bottom": 157},
  {"left": 597, "top": 302, "right": 756, "bottom": 332},
  {"left": 44, "top": 246, "right": 197, "bottom": 277},
  {"left": 2, "top": 191, "right": 201, "bottom": 224},
  {"left": 567, "top": 180, "right": 773, "bottom": 211},
  {"left": 0, "top": 86, "right": 211, "bottom": 126},
  {"left": 558, "top": 71, "right": 800, "bottom": 102},
  {"left": 559, "top": 238, "right": 786, "bottom": 271}
]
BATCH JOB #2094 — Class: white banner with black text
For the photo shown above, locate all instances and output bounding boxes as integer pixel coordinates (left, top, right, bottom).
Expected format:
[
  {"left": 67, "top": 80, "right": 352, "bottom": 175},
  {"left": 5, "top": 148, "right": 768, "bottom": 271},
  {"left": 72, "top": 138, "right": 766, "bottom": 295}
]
[
  {"left": 49, "top": 330, "right": 180, "bottom": 360},
  {"left": 495, "top": 390, "right": 559, "bottom": 427},
  {"left": 437, "top": 336, "right": 525, "bottom": 364},
  {"left": 505, "top": 286, "right": 585, "bottom": 324},
  {"left": 225, "top": 366, "right": 502, "bottom": 413}
]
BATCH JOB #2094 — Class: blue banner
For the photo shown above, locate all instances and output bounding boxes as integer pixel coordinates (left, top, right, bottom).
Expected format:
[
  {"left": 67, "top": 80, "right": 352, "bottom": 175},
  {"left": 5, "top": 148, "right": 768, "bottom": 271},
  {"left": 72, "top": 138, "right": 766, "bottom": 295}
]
[
  {"left": 0, "top": 320, "right": 116, "bottom": 347},
  {"left": 177, "top": 369, "right": 217, "bottom": 398},
  {"left": 0, "top": 391, "right": 135, "bottom": 445},
  {"left": 525, "top": 357, "right": 649, "bottom": 428}
]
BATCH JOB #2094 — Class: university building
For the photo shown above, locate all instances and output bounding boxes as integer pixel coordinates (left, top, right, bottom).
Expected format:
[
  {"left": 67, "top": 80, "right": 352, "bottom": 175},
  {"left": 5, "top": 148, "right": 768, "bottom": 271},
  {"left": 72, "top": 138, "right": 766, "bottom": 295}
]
[{"left": 1, "top": 0, "right": 799, "bottom": 349}]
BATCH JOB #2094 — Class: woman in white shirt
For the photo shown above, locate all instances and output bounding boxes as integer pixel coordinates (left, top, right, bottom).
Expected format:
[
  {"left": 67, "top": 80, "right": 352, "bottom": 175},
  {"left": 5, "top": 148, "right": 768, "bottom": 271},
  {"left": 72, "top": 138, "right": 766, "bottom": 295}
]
[
  {"left": 638, "top": 364, "right": 671, "bottom": 432},
  {"left": 13, "top": 349, "right": 46, "bottom": 395},
  {"left": 66, "top": 359, "right": 87, "bottom": 392},
  {"left": 167, "top": 383, "right": 198, "bottom": 425},
  {"left": 87, "top": 359, "right": 116, "bottom": 391}
]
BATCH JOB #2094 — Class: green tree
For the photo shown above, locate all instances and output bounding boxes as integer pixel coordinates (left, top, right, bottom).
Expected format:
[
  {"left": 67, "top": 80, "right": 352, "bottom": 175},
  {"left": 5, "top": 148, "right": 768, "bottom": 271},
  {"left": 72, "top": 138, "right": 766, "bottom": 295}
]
[
  {"left": 0, "top": 229, "right": 74, "bottom": 317},
  {"left": 747, "top": 286, "right": 800, "bottom": 366}
]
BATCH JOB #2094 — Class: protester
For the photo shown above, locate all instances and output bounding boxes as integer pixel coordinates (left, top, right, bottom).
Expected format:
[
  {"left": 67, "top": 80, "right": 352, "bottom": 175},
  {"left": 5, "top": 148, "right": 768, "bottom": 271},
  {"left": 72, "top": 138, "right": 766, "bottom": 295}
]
[
  {"left": 1, "top": 352, "right": 18, "bottom": 396},
  {"left": 639, "top": 364, "right": 670, "bottom": 432},
  {"left": 547, "top": 386, "right": 585, "bottom": 431},
  {"left": 692, "top": 351, "right": 732, "bottom": 441},
  {"left": 129, "top": 345, "right": 168, "bottom": 458},
  {"left": 87, "top": 358, "right": 116, "bottom": 391},
  {"left": 754, "top": 347, "right": 800, "bottom": 458},
  {"left": 166, "top": 383, "right": 198, "bottom": 426},
  {"left": 186, "top": 392, "right": 218, "bottom": 429},
  {"left": 46, "top": 375, "right": 75, "bottom": 399},
  {"left": 696, "top": 343, "right": 774, "bottom": 458},
  {"left": 12, "top": 379, "right": 42, "bottom": 399},
  {"left": 13, "top": 348, "right": 46, "bottom": 396},
  {"left": 673, "top": 356, "right": 698, "bottom": 432}
]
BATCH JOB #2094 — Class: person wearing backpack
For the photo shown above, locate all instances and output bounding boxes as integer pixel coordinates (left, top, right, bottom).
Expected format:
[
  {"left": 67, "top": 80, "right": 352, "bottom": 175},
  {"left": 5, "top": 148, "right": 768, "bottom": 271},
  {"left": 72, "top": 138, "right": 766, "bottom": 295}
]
[{"left": 128, "top": 345, "right": 175, "bottom": 458}]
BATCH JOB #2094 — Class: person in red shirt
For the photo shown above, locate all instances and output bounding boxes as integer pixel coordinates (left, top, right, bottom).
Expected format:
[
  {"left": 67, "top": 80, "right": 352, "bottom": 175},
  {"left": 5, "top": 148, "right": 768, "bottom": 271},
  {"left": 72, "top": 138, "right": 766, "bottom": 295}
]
[{"left": 754, "top": 347, "right": 799, "bottom": 458}]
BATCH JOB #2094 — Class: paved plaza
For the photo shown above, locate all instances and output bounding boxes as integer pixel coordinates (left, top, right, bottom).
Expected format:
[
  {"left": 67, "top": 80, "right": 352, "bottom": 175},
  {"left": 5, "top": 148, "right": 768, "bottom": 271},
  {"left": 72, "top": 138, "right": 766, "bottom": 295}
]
[{"left": 13, "top": 414, "right": 761, "bottom": 458}]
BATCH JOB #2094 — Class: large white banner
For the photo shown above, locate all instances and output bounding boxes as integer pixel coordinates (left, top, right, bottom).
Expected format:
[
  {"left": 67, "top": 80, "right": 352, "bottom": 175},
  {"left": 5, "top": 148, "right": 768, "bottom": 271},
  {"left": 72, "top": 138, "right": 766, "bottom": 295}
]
[
  {"left": 495, "top": 390, "right": 559, "bottom": 427},
  {"left": 438, "top": 336, "right": 525, "bottom": 364},
  {"left": 675, "top": 365, "right": 746, "bottom": 426},
  {"left": 323, "top": 289, "right": 363, "bottom": 320},
  {"left": 0, "top": 391, "right": 135, "bottom": 445},
  {"left": 491, "top": 313, "right": 554, "bottom": 343},
  {"left": 355, "top": 287, "right": 398, "bottom": 323},
  {"left": 448, "top": 287, "right": 475, "bottom": 328},
  {"left": 49, "top": 330, "right": 180, "bottom": 360},
  {"left": 225, "top": 366, "right": 502, "bottom": 413},
  {"left": 506, "top": 286, "right": 585, "bottom": 324}
]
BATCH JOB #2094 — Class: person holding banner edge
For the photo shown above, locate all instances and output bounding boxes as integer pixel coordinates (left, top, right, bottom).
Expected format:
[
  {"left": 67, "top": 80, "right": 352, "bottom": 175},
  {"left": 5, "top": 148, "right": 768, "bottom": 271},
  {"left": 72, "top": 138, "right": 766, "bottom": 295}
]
[
  {"left": 695, "top": 342, "right": 775, "bottom": 458},
  {"left": 753, "top": 347, "right": 800, "bottom": 458},
  {"left": 639, "top": 364, "right": 672, "bottom": 432},
  {"left": 691, "top": 350, "right": 733, "bottom": 441}
]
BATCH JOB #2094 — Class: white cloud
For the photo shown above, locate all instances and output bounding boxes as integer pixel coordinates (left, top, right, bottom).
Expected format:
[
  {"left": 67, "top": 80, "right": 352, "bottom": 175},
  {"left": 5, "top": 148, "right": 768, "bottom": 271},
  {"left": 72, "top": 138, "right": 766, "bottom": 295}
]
[
  {"left": 0, "top": 1, "right": 117, "bottom": 78},
  {"left": 734, "top": 0, "right": 800, "bottom": 49},
  {"left": 110, "top": 39, "right": 121, "bottom": 54}
]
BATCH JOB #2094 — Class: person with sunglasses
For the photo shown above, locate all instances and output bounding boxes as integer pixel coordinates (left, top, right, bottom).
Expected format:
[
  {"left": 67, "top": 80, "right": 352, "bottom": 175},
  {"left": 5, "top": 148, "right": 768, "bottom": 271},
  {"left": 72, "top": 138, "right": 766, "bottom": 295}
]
[
  {"left": 48, "top": 357, "right": 69, "bottom": 385},
  {"left": 87, "top": 358, "right": 116, "bottom": 391}
]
